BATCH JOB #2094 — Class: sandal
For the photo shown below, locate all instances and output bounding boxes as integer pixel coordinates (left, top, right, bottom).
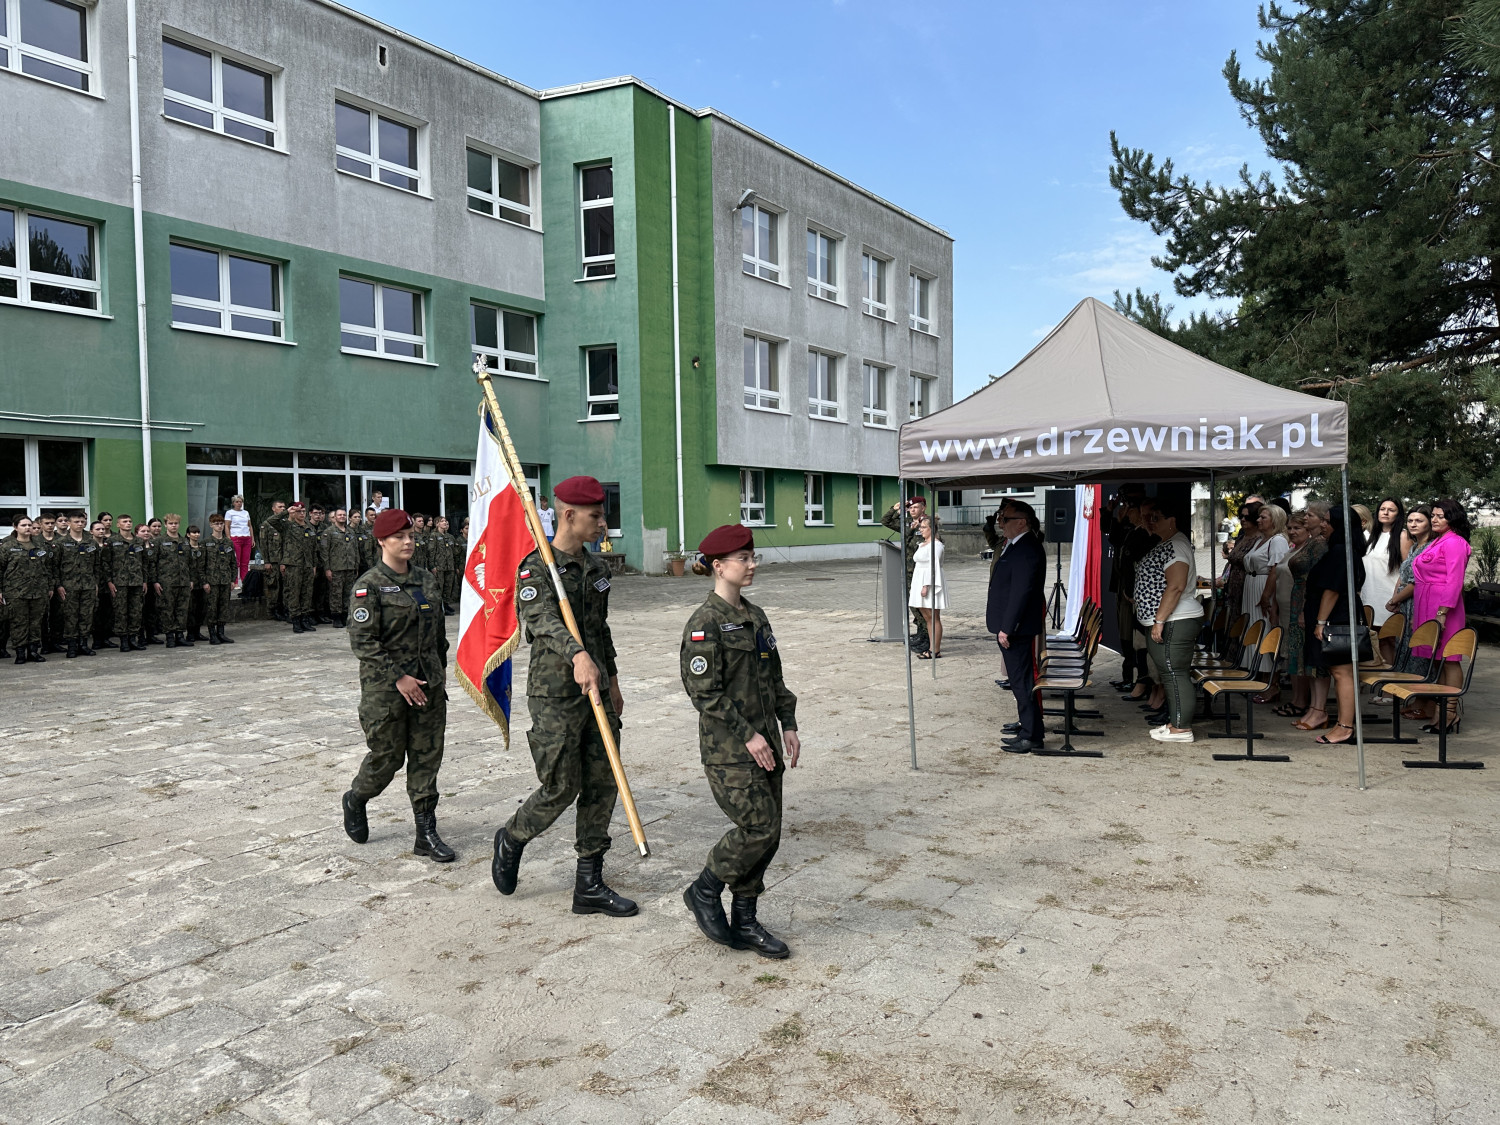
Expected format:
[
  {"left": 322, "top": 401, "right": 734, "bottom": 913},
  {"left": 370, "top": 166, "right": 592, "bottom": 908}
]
[
  {"left": 1273, "top": 703, "right": 1308, "bottom": 718},
  {"left": 932, "top": 652, "right": 943, "bottom": 658},
  {"left": 1315, "top": 723, "right": 1355, "bottom": 745},
  {"left": 916, "top": 651, "right": 932, "bottom": 660},
  {"left": 1294, "top": 712, "right": 1331, "bottom": 731},
  {"left": 1251, "top": 692, "right": 1281, "bottom": 705}
]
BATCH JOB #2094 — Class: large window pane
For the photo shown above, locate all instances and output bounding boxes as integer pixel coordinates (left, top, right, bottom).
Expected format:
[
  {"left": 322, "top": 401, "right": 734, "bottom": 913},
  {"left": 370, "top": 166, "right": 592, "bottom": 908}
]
[
  {"left": 378, "top": 117, "right": 415, "bottom": 169},
  {"left": 335, "top": 102, "right": 370, "bottom": 153},
  {"left": 243, "top": 449, "right": 294, "bottom": 467},
  {"left": 467, "top": 148, "right": 492, "bottom": 195},
  {"left": 496, "top": 159, "right": 528, "bottom": 205},
  {"left": 243, "top": 470, "right": 293, "bottom": 529},
  {"left": 0, "top": 439, "right": 24, "bottom": 496},
  {"left": 186, "top": 445, "right": 238, "bottom": 466},
  {"left": 299, "top": 452, "right": 344, "bottom": 470},
  {"left": 471, "top": 303, "right": 498, "bottom": 351},
  {"left": 162, "top": 39, "right": 212, "bottom": 100},
  {"left": 228, "top": 255, "right": 276, "bottom": 311},
  {"left": 170, "top": 243, "right": 220, "bottom": 301},
  {"left": 583, "top": 208, "right": 614, "bottom": 259},
  {"left": 339, "top": 277, "right": 376, "bottom": 327},
  {"left": 503, "top": 311, "right": 535, "bottom": 355},
  {"left": 164, "top": 99, "right": 214, "bottom": 128},
  {"left": 20, "top": 0, "right": 86, "bottom": 61},
  {"left": 29, "top": 214, "right": 93, "bottom": 279},
  {"left": 0, "top": 208, "right": 15, "bottom": 269},
  {"left": 37, "top": 439, "right": 83, "bottom": 496},
  {"left": 222, "top": 58, "right": 272, "bottom": 120},
  {"left": 172, "top": 304, "right": 220, "bottom": 328},
  {"left": 383, "top": 287, "right": 419, "bottom": 336},
  {"left": 582, "top": 166, "right": 612, "bottom": 201}
]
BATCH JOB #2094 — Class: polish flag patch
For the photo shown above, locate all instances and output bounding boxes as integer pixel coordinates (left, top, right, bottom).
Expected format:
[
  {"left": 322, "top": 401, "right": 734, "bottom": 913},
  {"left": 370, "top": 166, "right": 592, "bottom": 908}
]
[
  {"left": 354, "top": 588, "right": 368, "bottom": 597},
  {"left": 518, "top": 569, "right": 531, "bottom": 579},
  {"left": 690, "top": 630, "right": 706, "bottom": 641}
]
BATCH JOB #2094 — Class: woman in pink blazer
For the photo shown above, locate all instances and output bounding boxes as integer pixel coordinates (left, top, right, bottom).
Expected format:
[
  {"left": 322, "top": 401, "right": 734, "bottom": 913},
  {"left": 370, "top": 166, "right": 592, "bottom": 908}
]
[{"left": 1410, "top": 498, "right": 1472, "bottom": 729}]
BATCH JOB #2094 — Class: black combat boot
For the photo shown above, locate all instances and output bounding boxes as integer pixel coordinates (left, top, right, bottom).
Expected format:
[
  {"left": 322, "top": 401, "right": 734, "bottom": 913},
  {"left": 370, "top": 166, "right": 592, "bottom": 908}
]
[
  {"left": 99, "top": 635, "right": 117, "bottom": 648},
  {"left": 28, "top": 643, "right": 46, "bottom": 664},
  {"left": 165, "top": 632, "right": 177, "bottom": 649},
  {"left": 291, "top": 617, "right": 305, "bottom": 634},
  {"left": 491, "top": 827, "right": 525, "bottom": 895},
  {"left": 78, "top": 636, "right": 95, "bottom": 656},
  {"left": 301, "top": 616, "right": 317, "bottom": 632},
  {"left": 334, "top": 614, "right": 347, "bottom": 629},
  {"left": 683, "top": 867, "right": 732, "bottom": 946},
  {"left": 13, "top": 647, "right": 25, "bottom": 665},
  {"left": 118, "top": 635, "right": 132, "bottom": 653},
  {"left": 342, "top": 790, "right": 369, "bottom": 843},
  {"left": 728, "top": 895, "right": 789, "bottom": 959},
  {"left": 178, "top": 631, "right": 195, "bottom": 647},
  {"left": 216, "top": 624, "right": 234, "bottom": 644},
  {"left": 187, "top": 625, "right": 205, "bottom": 643},
  {"left": 572, "top": 855, "right": 638, "bottom": 917},
  {"left": 208, "top": 626, "right": 221, "bottom": 645},
  {"left": 413, "top": 811, "right": 455, "bottom": 862},
  {"left": 65, "top": 638, "right": 78, "bottom": 659}
]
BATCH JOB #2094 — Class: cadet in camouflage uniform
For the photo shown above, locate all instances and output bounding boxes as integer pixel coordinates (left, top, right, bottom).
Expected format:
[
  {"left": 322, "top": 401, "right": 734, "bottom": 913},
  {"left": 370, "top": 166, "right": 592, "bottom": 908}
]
[
  {"left": 59, "top": 512, "right": 100, "bottom": 658},
  {"left": 155, "top": 514, "right": 196, "bottom": 648},
  {"left": 319, "top": 508, "right": 361, "bottom": 628},
  {"left": 428, "top": 516, "right": 456, "bottom": 614},
  {"left": 105, "top": 516, "right": 147, "bottom": 651},
  {"left": 139, "top": 520, "right": 165, "bottom": 646},
  {"left": 1, "top": 517, "right": 62, "bottom": 664},
  {"left": 408, "top": 514, "right": 430, "bottom": 572},
  {"left": 38, "top": 514, "right": 64, "bottom": 653},
  {"left": 92, "top": 519, "right": 117, "bottom": 650},
  {"left": 279, "top": 503, "right": 320, "bottom": 634},
  {"left": 491, "top": 476, "right": 637, "bottom": 919},
  {"left": 680, "top": 524, "right": 800, "bottom": 959},
  {"left": 203, "top": 514, "right": 237, "bottom": 644},
  {"left": 185, "top": 525, "right": 208, "bottom": 642},
  {"left": 883, "top": 495, "right": 929, "bottom": 653},
  {"left": 309, "top": 506, "right": 331, "bottom": 622},
  {"left": 341, "top": 508, "right": 454, "bottom": 863},
  {"left": 350, "top": 509, "right": 375, "bottom": 574},
  {"left": 259, "top": 500, "right": 287, "bottom": 620},
  {"left": 0, "top": 522, "right": 11, "bottom": 660}
]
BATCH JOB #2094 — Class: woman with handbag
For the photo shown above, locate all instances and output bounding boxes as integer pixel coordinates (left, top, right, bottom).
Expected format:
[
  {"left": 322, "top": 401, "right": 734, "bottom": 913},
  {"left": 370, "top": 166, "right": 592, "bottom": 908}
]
[
  {"left": 1302, "top": 505, "right": 1367, "bottom": 745},
  {"left": 1410, "top": 498, "right": 1473, "bottom": 732}
]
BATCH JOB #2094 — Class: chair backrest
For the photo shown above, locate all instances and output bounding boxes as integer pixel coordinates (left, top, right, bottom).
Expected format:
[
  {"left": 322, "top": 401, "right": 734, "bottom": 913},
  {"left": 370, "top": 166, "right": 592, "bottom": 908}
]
[
  {"left": 1438, "top": 627, "right": 1480, "bottom": 694},
  {"left": 1408, "top": 618, "right": 1443, "bottom": 681},
  {"left": 1238, "top": 618, "right": 1265, "bottom": 657},
  {"left": 1362, "top": 603, "right": 1375, "bottom": 627},
  {"left": 1259, "top": 626, "right": 1283, "bottom": 658},
  {"left": 1377, "top": 614, "right": 1405, "bottom": 643}
]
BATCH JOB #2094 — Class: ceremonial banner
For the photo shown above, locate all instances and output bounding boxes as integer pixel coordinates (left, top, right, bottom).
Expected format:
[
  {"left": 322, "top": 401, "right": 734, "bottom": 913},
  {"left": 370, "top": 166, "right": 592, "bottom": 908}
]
[{"left": 456, "top": 406, "right": 534, "bottom": 746}]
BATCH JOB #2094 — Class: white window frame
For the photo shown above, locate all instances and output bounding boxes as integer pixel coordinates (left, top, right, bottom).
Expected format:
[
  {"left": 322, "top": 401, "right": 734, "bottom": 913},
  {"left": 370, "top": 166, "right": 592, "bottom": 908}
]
[
  {"left": 471, "top": 303, "right": 541, "bottom": 380},
  {"left": 861, "top": 251, "right": 890, "bottom": 319},
  {"left": 585, "top": 346, "right": 620, "bottom": 419},
  {"left": 804, "top": 473, "right": 827, "bottom": 526},
  {"left": 466, "top": 143, "right": 536, "bottom": 228},
  {"left": 0, "top": 436, "right": 89, "bottom": 532},
  {"left": 741, "top": 203, "right": 781, "bottom": 283},
  {"left": 862, "top": 362, "right": 891, "bottom": 427},
  {"left": 334, "top": 95, "right": 425, "bottom": 195},
  {"left": 908, "top": 372, "right": 933, "bottom": 420},
  {"left": 909, "top": 272, "right": 934, "bottom": 333},
  {"left": 857, "top": 476, "right": 876, "bottom": 525},
  {"left": 161, "top": 33, "right": 280, "bottom": 149},
  {"left": 169, "top": 242, "right": 284, "bottom": 341},
  {"left": 338, "top": 275, "right": 427, "bottom": 363},
  {"left": 0, "top": 0, "right": 95, "bottom": 94},
  {"left": 807, "top": 349, "right": 840, "bottom": 420},
  {"left": 739, "top": 468, "right": 768, "bottom": 527},
  {"left": 743, "top": 333, "right": 782, "bottom": 411},
  {"left": 579, "top": 163, "right": 615, "bottom": 278},
  {"left": 0, "top": 205, "right": 102, "bottom": 315},
  {"left": 602, "top": 481, "right": 623, "bottom": 538},
  {"left": 806, "top": 227, "right": 839, "bottom": 301}
]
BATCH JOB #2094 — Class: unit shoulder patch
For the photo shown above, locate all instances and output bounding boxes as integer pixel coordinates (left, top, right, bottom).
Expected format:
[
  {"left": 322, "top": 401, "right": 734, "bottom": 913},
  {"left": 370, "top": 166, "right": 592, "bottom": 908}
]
[
  {"left": 689, "top": 655, "right": 709, "bottom": 676},
  {"left": 519, "top": 585, "right": 538, "bottom": 601},
  {"left": 352, "top": 607, "right": 370, "bottom": 623}
]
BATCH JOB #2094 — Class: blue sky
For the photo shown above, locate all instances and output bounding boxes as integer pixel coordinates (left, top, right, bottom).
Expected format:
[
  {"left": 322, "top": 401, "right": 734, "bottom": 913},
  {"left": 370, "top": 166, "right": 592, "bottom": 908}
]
[{"left": 346, "top": 0, "right": 1272, "bottom": 398}]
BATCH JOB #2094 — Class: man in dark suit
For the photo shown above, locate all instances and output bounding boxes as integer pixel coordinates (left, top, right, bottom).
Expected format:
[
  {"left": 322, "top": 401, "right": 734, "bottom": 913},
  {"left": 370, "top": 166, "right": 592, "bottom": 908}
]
[{"left": 986, "top": 501, "right": 1048, "bottom": 752}]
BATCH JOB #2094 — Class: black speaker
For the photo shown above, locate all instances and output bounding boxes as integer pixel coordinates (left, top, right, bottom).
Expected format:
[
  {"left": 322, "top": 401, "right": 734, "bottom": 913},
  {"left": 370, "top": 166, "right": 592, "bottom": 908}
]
[{"left": 1045, "top": 488, "right": 1076, "bottom": 544}]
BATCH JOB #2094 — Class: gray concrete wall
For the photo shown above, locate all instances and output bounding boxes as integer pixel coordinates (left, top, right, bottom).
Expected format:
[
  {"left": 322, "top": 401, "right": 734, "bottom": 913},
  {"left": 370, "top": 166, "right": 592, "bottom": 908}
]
[{"left": 709, "top": 119, "right": 954, "bottom": 479}]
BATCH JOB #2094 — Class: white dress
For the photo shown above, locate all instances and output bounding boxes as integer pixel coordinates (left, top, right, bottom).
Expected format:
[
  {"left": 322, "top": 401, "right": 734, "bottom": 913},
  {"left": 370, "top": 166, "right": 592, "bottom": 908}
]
[
  {"left": 1240, "top": 533, "right": 1289, "bottom": 664},
  {"left": 1362, "top": 531, "right": 1399, "bottom": 625},
  {"left": 909, "top": 540, "right": 947, "bottom": 610}
]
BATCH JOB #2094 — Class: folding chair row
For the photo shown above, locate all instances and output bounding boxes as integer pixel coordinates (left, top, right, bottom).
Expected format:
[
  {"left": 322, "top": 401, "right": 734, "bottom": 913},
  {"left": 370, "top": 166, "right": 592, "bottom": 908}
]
[{"left": 1033, "top": 613, "right": 1105, "bottom": 759}]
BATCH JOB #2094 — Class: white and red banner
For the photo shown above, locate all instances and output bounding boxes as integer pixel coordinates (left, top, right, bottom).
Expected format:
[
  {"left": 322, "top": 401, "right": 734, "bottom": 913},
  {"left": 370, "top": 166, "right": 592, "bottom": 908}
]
[{"left": 456, "top": 405, "right": 535, "bottom": 746}]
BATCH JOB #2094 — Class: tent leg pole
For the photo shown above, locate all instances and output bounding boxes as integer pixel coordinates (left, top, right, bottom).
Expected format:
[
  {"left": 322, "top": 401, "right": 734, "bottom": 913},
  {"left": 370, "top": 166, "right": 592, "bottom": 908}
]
[
  {"left": 901, "top": 479, "right": 919, "bottom": 770},
  {"left": 1208, "top": 472, "right": 1218, "bottom": 630},
  {"left": 1342, "top": 465, "right": 1366, "bottom": 790}
]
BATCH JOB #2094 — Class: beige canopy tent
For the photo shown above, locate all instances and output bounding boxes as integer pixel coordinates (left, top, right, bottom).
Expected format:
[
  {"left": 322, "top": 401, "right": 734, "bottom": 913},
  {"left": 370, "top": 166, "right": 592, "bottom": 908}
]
[{"left": 895, "top": 298, "right": 1370, "bottom": 785}]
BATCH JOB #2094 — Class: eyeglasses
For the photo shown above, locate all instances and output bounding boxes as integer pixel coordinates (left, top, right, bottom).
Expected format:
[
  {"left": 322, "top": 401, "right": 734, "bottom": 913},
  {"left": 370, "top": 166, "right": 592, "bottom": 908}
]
[{"left": 723, "top": 553, "right": 763, "bottom": 565}]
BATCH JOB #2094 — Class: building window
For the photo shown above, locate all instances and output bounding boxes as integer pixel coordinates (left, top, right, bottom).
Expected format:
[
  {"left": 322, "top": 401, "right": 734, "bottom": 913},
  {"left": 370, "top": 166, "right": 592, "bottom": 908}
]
[
  {"left": 861, "top": 252, "right": 889, "bottom": 319},
  {"left": 0, "top": 0, "right": 92, "bottom": 92},
  {"left": 335, "top": 99, "right": 421, "bottom": 193},
  {"left": 467, "top": 147, "right": 533, "bottom": 226},
  {"left": 0, "top": 206, "right": 99, "bottom": 312},
  {"left": 162, "top": 37, "right": 277, "bottom": 148},
  {"left": 602, "top": 482, "right": 622, "bottom": 536},
  {"left": 804, "top": 473, "right": 827, "bottom": 526},
  {"left": 169, "top": 243, "right": 282, "bottom": 339},
  {"left": 807, "top": 350, "right": 839, "bottom": 419},
  {"left": 863, "top": 363, "right": 890, "bottom": 427},
  {"left": 806, "top": 229, "right": 838, "bottom": 301},
  {"left": 580, "top": 164, "right": 614, "bottom": 278},
  {"left": 471, "top": 304, "right": 539, "bottom": 378},
  {"left": 909, "top": 273, "right": 933, "bottom": 332},
  {"left": 585, "top": 346, "right": 619, "bottom": 418},
  {"left": 741, "top": 204, "right": 780, "bottom": 283},
  {"left": 339, "top": 276, "right": 425, "bottom": 361},
  {"left": 857, "top": 476, "right": 876, "bottom": 524},
  {"left": 0, "top": 435, "right": 87, "bottom": 531},
  {"left": 909, "top": 373, "right": 932, "bottom": 419},
  {"left": 740, "top": 469, "right": 767, "bottom": 526},
  {"left": 743, "top": 334, "right": 781, "bottom": 410}
]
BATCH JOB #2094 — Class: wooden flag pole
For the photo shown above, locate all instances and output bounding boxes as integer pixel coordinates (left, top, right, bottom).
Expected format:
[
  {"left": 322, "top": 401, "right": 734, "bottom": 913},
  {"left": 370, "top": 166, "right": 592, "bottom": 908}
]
[{"left": 474, "top": 366, "right": 650, "bottom": 857}]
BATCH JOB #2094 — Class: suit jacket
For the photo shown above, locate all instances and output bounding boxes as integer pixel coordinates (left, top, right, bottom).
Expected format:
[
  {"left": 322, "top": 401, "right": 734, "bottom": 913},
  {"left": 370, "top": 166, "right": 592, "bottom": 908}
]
[{"left": 986, "top": 532, "right": 1047, "bottom": 637}]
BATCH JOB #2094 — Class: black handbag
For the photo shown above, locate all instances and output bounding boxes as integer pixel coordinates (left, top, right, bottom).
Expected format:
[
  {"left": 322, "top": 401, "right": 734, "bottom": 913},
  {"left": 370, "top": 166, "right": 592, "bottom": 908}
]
[{"left": 1321, "top": 623, "right": 1374, "bottom": 665}]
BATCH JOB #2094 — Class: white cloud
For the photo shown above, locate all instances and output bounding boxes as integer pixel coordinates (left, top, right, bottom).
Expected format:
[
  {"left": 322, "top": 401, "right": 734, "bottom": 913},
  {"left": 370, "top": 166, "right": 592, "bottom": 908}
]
[{"left": 1053, "top": 229, "right": 1165, "bottom": 294}]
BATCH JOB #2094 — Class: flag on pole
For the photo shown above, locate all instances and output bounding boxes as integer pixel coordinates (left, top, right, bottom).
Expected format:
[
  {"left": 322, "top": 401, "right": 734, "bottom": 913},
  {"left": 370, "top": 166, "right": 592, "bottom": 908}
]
[{"left": 456, "top": 404, "right": 536, "bottom": 746}]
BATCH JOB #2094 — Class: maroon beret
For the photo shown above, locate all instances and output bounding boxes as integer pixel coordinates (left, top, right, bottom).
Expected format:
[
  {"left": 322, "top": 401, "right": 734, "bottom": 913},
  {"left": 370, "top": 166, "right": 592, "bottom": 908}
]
[
  {"left": 288, "top": 501, "right": 304, "bottom": 510},
  {"left": 552, "top": 475, "right": 606, "bottom": 506},
  {"left": 698, "top": 524, "right": 754, "bottom": 558},
  {"left": 372, "top": 508, "right": 414, "bottom": 539}
]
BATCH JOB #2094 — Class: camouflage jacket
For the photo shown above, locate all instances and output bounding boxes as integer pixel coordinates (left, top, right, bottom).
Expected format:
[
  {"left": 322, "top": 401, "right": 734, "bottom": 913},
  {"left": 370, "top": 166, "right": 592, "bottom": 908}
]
[
  {"left": 515, "top": 547, "right": 617, "bottom": 697},
  {"left": 348, "top": 561, "right": 448, "bottom": 698},
  {"left": 452, "top": 534, "right": 466, "bottom": 574},
  {"left": 319, "top": 524, "right": 361, "bottom": 572},
  {"left": 680, "top": 592, "right": 798, "bottom": 766},
  {"left": 427, "top": 531, "right": 454, "bottom": 573},
  {"left": 411, "top": 531, "right": 431, "bottom": 572},
  {"left": 187, "top": 543, "right": 207, "bottom": 585},
  {"left": 0, "top": 538, "right": 59, "bottom": 600},
  {"left": 156, "top": 533, "right": 194, "bottom": 587},
  {"left": 205, "top": 535, "right": 238, "bottom": 585},
  {"left": 259, "top": 514, "right": 285, "bottom": 565},
  {"left": 138, "top": 537, "right": 159, "bottom": 584},
  {"left": 354, "top": 527, "right": 376, "bottom": 572},
  {"left": 279, "top": 520, "right": 320, "bottom": 568},
  {"left": 881, "top": 504, "right": 922, "bottom": 569},
  {"left": 105, "top": 533, "right": 146, "bottom": 586},
  {"left": 58, "top": 534, "right": 102, "bottom": 590}
]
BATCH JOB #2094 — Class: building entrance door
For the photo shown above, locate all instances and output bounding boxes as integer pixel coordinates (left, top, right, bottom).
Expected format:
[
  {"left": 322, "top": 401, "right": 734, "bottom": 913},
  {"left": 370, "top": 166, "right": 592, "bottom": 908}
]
[{"left": 360, "top": 477, "right": 398, "bottom": 515}]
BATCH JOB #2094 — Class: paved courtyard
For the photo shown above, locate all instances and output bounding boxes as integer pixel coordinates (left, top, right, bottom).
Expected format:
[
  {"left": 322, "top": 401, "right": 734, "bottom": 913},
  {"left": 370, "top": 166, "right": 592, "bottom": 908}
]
[{"left": 2, "top": 554, "right": 1498, "bottom": 1124}]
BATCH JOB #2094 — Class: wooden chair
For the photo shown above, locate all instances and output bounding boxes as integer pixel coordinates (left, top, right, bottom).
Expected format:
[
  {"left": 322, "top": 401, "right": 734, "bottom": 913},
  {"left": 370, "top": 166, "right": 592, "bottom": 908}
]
[
  {"left": 1192, "top": 619, "right": 1265, "bottom": 685},
  {"left": 1359, "top": 619, "right": 1442, "bottom": 746},
  {"left": 1192, "top": 614, "right": 1253, "bottom": 675},
  {"left": 1032, "top": 615, "right": 1105, "bottom": 758},
  {"left": 1203, "top": 628, "right": 1289, "bottom": 763},
  {"left": 1388, "top": 629, "right": 1482, "bottom": 769}
]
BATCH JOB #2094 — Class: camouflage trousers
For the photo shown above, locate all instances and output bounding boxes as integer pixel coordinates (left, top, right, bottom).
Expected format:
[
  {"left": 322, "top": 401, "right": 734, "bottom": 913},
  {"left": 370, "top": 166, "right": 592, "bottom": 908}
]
[
  {"left": 352, "top": 687, "right": 448, "bottom": 814},
  {"left": 0, "top": 598, "right": 9, "bottom": 650},
  {"left": 204, "top": 584, "right": 231, "bottom": 625},
  {"left": 160, "top": 584, "right": 191, "bottom": 632},
  {"left": 905, "top": 564, "right": 930, "bottom": 647},
  {"left": 263, "top": 565, "right": 282, "bottom": 612},
  {"left": 8, "top": 597, "right": 45, "bottom": 648},
  {"left": 283, "top": 566, "right": 313, "bottom": 618},
  {"left": 507, "top": 692, "right": 620, "bottom": 858},
  {"left": 705, "top": 757, "right": 785, "bottom": 898},
  {"left": 328, "top": 570, "right": 357, "bottom": 619},
  {"left": 435, "top": 568, "right": 458, "bottom": 605},
  {"left": 113, "top": 586, "right": 143, "bottom": 637},
  {"left": 62, "top": 583, "right": 96, "bottom": 638}
]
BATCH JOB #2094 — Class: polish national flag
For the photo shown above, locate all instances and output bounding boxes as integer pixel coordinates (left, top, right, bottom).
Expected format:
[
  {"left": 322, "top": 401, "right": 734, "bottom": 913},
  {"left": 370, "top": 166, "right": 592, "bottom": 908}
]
[{"left": 456, "top": 406, "right": 535, "bottom": 746}]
